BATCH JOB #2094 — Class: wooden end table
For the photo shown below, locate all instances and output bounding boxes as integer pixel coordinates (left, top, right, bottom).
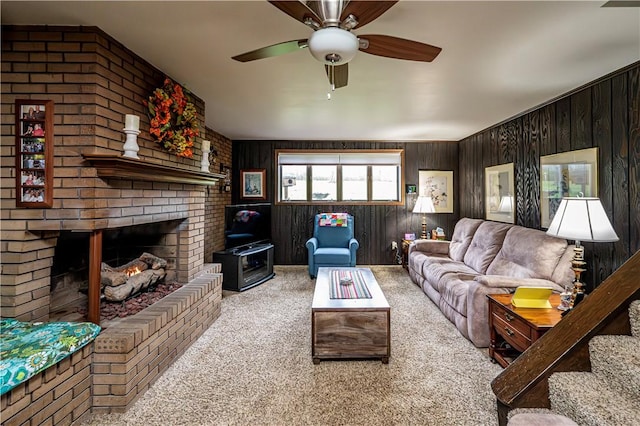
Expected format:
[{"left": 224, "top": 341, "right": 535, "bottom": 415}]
[
  {"left": 487, "top": 293, "right": 562, "bottom": 367},
  {"left": 401, "top": 239, "right": 413, "bottom": 269}
]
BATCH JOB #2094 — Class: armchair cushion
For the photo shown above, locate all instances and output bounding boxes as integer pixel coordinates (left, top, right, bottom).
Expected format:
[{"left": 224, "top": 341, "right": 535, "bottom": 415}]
[{"left": 314, "top": 247, "right": 352, "bottom": 264}]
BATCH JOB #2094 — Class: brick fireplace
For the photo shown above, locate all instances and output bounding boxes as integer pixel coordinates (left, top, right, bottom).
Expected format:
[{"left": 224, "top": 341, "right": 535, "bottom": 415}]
[
  {"left": 1, "top": 25, "right": 233, "bottom": 422},
  {"left": 1, "top": 25, "right": 232, "bottom": 323}
]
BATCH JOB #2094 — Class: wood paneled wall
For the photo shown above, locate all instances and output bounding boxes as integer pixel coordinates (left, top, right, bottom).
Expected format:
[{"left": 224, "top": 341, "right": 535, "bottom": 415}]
[
  {"left": 232, "top": 141, "right": 459, "bottom": 265},
  {"left": 458, "top": 62, "right": 640, "bottom": 291}
]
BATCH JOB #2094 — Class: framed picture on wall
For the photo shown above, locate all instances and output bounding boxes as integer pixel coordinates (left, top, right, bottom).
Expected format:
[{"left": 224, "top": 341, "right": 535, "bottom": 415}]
[
  {"left": 240, "top": 169, "right": 267, "bottom": 200},
  {"left": 418, "top": 170, "right": 453, "bottom": 213},
  {"left": 485, "top": 163, "right": 515, "bottom": 223},
  {"left": 540, "top": 148, "right": 598, "bottom": 228},
  {"left": 15, "top": 99, "right": 54, "bottom": 208}
]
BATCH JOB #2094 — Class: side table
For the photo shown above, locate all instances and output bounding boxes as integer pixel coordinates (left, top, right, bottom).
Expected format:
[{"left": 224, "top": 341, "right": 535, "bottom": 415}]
[
  {"left": 401, "top": 239, "right": 413, "bottom": 269},
  {"left": 487, "top": 293, "right": 562, "bottom": 367}
]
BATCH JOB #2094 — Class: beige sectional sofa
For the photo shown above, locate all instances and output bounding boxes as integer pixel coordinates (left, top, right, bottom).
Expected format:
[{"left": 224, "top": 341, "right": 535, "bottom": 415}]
[{"left": 408, "top": 218, "right": 574, "bottom": 347}]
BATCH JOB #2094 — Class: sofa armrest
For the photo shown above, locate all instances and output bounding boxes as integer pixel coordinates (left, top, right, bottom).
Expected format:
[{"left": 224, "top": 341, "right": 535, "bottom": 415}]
[
  {"left": 473, "top": 275, "right": 565, "bottom": 293},
  {"left": 466, "top": 280, "right": 512, "bottom": 347},
  {"left": 408, "top": 239, "right": 450, "bottom": 256}
]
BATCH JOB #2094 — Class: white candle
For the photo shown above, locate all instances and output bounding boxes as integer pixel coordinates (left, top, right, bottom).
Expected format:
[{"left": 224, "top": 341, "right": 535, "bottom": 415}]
[
  {"left": 125, "top": 114, "right": 140, "bottom": 131},
  {"left": 202, "top": 140, "right": 210, "bottom": 152}
]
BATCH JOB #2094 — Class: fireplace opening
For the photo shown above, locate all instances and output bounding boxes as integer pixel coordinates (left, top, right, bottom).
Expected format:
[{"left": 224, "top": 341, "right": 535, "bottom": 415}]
[{"left": 49, "top": 220, "right": 184, "bottom": 323}]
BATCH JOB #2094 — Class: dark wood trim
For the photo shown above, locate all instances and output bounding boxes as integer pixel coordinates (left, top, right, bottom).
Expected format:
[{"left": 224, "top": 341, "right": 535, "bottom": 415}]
[
  {"left": 491, "top": 250, "right": 640, "bottom": 420},
  {"left": 88, "top": 229, "right": 102, "bottom": 325},
  {"left": 82, "top": 154, "right": 225, "bottom": 186}
]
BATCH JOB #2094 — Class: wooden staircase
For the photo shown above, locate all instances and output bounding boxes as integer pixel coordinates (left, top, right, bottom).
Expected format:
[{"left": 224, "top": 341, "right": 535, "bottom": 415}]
[{"left": 491, "top": 250, "right": 640, "bottom": 425}]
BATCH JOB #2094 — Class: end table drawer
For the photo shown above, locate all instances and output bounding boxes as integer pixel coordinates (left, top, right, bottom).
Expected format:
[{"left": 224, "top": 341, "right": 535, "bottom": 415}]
[
  {"left": 491, "top": 303, "right": 531, "bottom": 338},
  {"left": 492, "top": 314, "right": 531, "bottom": 352}
]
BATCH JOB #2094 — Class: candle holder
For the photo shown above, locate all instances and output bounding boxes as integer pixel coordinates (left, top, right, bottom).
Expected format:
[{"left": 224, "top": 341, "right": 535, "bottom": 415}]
[
  {"left": 122, "top": 114, "right": 140, "bottom": 159},
  {"left": 201, "top": 147, "right": 211, "bottom": 172},
  {"left": 122, "top": 128, "right": 141, "bottom": 159}
]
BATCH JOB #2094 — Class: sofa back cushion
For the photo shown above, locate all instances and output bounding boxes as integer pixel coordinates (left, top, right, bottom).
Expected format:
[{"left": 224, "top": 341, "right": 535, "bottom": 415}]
[
  {"left": 449, "top": 218, "right": 484, "bottom": 262},
  {"left": 463, "top": 221, "right": 512, "bottom": 274},
  {"left": 487, "top": 225, "right": 569, "bottom": 282}
]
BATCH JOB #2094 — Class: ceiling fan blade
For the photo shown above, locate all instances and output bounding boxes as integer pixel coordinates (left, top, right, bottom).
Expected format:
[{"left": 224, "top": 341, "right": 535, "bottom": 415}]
[
  {"left": 359, "top": 34, "right": 442, "bottom": 62},
  {"left": 340, "top": 1, "right": 398, "bottom": 29},
  {"left": 232, "top": 39, "right": 308, "bottom": 62},
  {"left": 324, "top": 63, "right": 349, "bottom": 89},
  {"left": 602, "top": 0, "right": 640, "bottom": 6},
  {"left": 268, "top": 1, "right": 320, "bottom": 25}
]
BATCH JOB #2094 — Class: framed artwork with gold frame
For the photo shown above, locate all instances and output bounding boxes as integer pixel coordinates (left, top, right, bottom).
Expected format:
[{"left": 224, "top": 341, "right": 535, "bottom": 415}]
[
  {"left": 540, "top": 148, "right": 598, "bottom": 228},
  {"left": 418, "top": 170, "right": 453, "bottom": 213},
  {"left": 485, "top": 163, "right": 515, "bottom": 223},
  {"left": 240, "top": 169, "right": 267, "bottom": 201}
]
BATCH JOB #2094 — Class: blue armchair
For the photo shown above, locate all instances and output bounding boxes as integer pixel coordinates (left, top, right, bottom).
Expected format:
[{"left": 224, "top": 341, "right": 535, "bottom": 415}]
[{"left": 306, "top": 213, "right": 359, "bottom": 278}]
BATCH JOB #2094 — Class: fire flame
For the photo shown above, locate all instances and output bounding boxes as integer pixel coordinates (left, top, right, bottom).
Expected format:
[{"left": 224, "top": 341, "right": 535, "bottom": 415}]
[{"left": 126, "top": 266, "right": 142, "bottom": 277}]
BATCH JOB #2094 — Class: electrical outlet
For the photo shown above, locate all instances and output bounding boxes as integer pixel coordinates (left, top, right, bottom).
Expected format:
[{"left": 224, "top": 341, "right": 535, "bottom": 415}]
[{"left": 391, "top": 241, "right": 398, "bottom": 250}]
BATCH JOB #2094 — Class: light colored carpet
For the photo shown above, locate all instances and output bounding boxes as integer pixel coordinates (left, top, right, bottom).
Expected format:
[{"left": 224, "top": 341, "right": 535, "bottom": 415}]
[{"left": 84, "top": 265, "right": 503, "bottom": 426}]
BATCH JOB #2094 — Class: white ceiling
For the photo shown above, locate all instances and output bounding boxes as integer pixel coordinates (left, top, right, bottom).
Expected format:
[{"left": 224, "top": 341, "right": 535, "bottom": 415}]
[{"left": 2, "top": 1, "right": 639, "bottom": 142}]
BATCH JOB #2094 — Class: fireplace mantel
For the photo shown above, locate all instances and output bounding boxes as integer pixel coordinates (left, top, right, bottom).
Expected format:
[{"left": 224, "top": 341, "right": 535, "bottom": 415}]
[{"left": 82, "top": 153, "right": 225, "bottom": 186}]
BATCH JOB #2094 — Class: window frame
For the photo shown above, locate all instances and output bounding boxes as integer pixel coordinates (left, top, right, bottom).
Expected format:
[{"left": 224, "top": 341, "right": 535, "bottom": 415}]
[{"left": 275, "top": 149, "right": 405, "bottom": 206}]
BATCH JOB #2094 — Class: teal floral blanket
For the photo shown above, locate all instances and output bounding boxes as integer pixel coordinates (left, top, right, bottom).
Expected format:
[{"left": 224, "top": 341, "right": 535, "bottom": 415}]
[{"left": 0, "top": 318, "right": 101, "bottom": 395}]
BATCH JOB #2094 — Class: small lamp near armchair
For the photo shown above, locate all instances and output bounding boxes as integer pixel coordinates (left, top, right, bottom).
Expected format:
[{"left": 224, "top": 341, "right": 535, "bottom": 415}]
[
  {"left": 413, "top": 195, "right": 436, "bottom": 240},
  {"left": 545, "top": 196, "right": 619, "bottom": 310}
]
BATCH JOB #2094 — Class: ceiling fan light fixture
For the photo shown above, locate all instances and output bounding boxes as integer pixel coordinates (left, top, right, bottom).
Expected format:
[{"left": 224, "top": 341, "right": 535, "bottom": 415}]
[{"left": 308, "top": 27, "right": 359, "bottom": 65}]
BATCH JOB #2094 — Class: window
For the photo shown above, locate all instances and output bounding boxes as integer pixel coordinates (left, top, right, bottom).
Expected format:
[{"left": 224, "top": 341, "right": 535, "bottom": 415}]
[{"left": 276, "top": 150, "right": 404, "bottom": 205}]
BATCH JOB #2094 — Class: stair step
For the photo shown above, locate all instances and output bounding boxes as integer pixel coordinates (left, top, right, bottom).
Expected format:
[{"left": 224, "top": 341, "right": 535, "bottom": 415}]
[
  {"left": 508, "top": 409, "right": 578, "bottom": 425},
  {"left": 630, "top": 300, "right": 640, "bottom": 337},
  {"left": 549, "top": 372, "right": 639, "bottom": 426},
  {"left": 589, "top": 334, "right": 640, "bottom": 400}
]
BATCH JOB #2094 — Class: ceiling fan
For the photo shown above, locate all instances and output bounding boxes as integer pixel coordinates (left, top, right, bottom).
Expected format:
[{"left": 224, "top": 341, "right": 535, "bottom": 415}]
[{"left": 232, "top": 0, "right": 442, "bottom": 90}]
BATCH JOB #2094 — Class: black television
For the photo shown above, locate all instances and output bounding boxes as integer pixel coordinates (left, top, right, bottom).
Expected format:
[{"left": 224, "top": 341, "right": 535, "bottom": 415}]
[{"left": 223, "top": 203, "right": 271, "bottom": 249}]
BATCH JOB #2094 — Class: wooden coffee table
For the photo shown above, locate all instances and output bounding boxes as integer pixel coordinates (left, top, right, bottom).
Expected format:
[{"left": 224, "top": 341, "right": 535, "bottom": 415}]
[{"left": 311, "top": 267, "right": 390, "bottom": 364}]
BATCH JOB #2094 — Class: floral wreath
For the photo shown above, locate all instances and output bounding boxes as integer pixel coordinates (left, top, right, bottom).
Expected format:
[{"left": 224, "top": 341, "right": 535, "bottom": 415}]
[{"left": 143, "top": 77, "right": 199, "bottom": 158}]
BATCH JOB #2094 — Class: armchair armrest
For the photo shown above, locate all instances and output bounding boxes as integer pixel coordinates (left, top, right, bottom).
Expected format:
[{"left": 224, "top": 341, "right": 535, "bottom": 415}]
[
  {"left": 348, "top": 238, "right": 359, "bottom": 267},
  {"left": 305, "top": 237, "right": 318, "bottom": 253},
  {"left": 408, "top": 239, "right": 450, "bottom": 256}
]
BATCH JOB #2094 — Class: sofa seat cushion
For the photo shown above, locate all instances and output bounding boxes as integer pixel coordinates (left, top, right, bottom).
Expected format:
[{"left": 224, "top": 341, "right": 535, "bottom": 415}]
[
  {"left": 423, "top": 261, "right": 480, "bottom": 293},
  {"left": 408, "top": 251, "right": 450, "bottom": 275},
  {"left": 313, "top": 247, "right": 351, "bottom": 264},
  {"left": 487, "top": 226, "right": 569, "bottom": 281},
  {"left": 437, "top": 277, "right": 470, "bottom": 318},
  {"left": 449, "top": 218, "right": 484, "bottom": 261},
  {"left": 463, "top": 221, "right": 512, "bottom": 274}
]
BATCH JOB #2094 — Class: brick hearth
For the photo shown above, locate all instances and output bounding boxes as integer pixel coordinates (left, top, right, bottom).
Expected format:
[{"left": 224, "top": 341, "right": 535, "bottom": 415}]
[{"left": 0, "top": 265, "right": 222, "bottom": 424}]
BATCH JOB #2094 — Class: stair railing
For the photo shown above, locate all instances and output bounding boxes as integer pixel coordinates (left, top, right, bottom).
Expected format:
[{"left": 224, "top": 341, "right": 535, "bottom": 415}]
[{"left": 491, "top": 250, "right": 640, "bottom": 426}]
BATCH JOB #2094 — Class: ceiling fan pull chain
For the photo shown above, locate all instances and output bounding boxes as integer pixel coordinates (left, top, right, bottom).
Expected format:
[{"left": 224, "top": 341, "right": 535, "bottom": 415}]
[{"left": 327, "top": 60, "right": 336, "bottom": 100}]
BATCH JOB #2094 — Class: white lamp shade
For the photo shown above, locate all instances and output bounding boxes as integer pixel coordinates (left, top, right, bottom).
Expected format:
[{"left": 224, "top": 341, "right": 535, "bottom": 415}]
[
  {"left": 413, "top": 195, "right": 436, "bottom": 214},
  {"left": 308, "top": 27, "right": 359, "bottom": 64},
  {"left": 546, "top": 197, "right": 619, "bottom": 242}
]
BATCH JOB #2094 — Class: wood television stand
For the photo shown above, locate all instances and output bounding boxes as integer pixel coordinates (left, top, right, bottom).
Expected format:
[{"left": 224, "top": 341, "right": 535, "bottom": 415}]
[{"left": 213, "top": 241, "right": 274, "bottom": 291}]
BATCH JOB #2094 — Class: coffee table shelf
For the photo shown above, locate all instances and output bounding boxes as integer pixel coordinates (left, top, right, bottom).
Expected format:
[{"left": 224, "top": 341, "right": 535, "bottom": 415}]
[{"left": 311, "top": 267, "right": 390, "bottom": 364}]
